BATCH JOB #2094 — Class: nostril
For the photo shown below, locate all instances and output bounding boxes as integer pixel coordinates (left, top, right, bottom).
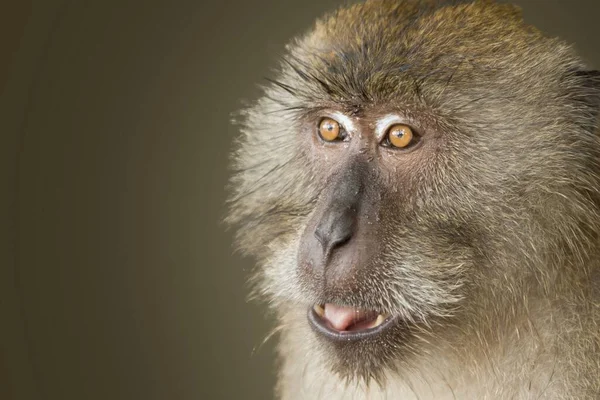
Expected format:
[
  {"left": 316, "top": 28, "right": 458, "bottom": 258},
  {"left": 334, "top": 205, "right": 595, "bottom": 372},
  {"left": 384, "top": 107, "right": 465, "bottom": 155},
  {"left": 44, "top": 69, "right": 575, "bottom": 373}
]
[
  {"left": 332, "top": 231, "right": 352, "bottom": 248},
  {"left": 314, "top": 226, "right": 330, "bottom": 253}
]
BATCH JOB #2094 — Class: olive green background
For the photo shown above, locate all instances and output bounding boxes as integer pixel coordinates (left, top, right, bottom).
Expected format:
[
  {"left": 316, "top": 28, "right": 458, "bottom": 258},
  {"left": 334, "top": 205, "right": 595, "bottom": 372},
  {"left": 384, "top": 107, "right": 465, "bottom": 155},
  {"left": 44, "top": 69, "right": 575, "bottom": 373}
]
[{"left": 1, "top": 1, "right": 598, "bottom": 399}]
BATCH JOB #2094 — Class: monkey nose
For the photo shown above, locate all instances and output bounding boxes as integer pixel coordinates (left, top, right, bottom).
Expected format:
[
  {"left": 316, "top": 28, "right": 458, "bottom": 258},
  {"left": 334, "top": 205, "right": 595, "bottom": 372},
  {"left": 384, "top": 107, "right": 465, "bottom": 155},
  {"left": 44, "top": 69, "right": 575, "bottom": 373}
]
[{"left": 314, "top": 206, "right": 356, "bottom": 257}]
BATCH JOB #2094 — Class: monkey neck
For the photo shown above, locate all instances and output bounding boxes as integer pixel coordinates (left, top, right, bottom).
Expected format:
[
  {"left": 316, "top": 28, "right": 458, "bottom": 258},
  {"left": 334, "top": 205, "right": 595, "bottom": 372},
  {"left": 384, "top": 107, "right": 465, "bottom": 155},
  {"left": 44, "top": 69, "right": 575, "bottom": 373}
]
[{"left": 441, "top": 262, "right": 600, "bottom": 399}]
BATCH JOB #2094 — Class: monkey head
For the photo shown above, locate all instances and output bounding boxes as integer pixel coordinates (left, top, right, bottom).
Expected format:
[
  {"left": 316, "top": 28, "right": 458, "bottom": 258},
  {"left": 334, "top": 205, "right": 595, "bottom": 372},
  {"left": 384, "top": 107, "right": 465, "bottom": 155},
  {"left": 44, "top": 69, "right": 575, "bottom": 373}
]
[{"left": 227, "top": 0, "right": 600, "bottom": 386}]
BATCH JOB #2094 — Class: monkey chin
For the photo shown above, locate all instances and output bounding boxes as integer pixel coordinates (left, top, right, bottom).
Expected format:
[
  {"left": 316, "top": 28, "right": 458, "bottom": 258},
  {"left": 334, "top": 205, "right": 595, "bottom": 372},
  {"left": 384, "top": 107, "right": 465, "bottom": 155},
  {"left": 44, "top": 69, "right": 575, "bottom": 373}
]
[{"left": 306, "top": 303, "right": 413, "bottom": 384}]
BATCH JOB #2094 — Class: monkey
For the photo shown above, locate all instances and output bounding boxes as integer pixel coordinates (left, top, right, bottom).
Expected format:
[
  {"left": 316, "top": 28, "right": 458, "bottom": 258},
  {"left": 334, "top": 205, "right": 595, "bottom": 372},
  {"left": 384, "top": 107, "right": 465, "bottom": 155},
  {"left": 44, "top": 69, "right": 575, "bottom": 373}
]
[{"left": 226, "top": 0, "right": 600, "bottom": 398}]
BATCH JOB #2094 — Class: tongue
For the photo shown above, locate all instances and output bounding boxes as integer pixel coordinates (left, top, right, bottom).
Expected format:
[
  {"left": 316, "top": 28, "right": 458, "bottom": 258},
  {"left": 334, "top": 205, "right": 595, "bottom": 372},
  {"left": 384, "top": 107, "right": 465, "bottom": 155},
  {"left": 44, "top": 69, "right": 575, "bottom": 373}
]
[{"left": 324, "top": 303, "right": 364, "bottom": 331}]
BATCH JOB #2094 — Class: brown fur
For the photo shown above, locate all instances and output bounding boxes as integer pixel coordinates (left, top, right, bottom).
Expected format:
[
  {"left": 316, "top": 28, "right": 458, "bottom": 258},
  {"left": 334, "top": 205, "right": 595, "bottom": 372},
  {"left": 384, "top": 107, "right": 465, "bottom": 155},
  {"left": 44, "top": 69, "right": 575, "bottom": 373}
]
[{"left": 227, "top": 1, "right": 600, "bottom": 398}]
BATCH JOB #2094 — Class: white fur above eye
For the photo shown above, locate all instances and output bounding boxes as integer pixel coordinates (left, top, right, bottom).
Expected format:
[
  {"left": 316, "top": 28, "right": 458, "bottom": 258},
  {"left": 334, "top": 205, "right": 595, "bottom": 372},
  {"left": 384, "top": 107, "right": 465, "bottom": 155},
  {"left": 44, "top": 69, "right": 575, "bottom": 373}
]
[{"left": 375, "top": 114, "right": 407, "bottom": 141}]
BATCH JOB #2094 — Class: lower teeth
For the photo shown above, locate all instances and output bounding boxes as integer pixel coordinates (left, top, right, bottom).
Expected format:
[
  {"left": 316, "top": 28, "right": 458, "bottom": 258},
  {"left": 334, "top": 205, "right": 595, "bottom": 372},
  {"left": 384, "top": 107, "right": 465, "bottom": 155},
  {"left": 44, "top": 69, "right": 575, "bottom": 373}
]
[{"left": 313, "top": 304, "right": 325, "bottom": 317}]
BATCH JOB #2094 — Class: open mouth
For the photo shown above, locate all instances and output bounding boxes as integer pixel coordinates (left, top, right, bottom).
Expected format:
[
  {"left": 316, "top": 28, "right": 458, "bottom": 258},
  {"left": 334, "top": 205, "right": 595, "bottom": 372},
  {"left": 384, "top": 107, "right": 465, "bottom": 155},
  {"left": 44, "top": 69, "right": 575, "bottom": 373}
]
[{"left": 308, "top": 303, "right": 397, "bottom": 341}]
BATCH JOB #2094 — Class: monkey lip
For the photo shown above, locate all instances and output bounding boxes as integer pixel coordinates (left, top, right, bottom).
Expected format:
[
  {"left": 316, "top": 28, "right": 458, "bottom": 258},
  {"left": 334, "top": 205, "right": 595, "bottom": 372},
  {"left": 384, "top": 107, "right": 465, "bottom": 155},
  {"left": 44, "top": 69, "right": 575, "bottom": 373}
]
[{"left": 308, "top": 303, "right": 396, "bottom": 341}]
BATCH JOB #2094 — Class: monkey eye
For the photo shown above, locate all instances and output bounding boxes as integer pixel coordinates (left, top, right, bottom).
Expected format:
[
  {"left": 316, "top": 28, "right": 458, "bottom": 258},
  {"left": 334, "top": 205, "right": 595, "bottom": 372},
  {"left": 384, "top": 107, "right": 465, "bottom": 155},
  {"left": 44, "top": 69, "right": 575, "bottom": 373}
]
[
  {"left": 382, "top": 124, "right": 419, "bottom": 149},
  {"left": 318, "top": 118, "right": 347, "bottom": 142}
]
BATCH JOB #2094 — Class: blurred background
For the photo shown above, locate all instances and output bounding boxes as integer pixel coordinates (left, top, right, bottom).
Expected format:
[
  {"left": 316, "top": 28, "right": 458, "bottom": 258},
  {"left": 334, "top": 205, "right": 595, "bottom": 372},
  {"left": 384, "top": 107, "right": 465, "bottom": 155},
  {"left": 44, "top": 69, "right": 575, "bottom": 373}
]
[{"left": 1, "top": 1, "right": 598, "bottom": 399}]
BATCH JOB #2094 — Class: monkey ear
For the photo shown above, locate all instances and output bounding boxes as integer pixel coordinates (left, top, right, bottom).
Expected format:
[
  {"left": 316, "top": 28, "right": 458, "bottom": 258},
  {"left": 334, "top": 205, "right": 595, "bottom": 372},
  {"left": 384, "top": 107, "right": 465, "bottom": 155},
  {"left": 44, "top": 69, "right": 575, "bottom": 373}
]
[{"left": 573, "top": 70, "right": 600, "bottom": 130}]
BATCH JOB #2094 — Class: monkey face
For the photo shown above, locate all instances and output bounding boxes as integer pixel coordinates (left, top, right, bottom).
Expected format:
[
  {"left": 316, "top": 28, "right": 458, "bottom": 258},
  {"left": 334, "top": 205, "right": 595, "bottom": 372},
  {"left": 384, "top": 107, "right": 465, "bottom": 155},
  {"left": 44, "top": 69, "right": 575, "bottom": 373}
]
[
  {"left": 297, "top": 114, "right": 453, "bottom": 327},
  {"left": 228, "top": 0, "right": 600, "bottom": 385},
  {"left": 276, "top": 106, "right": 475, "bottom": 381}
]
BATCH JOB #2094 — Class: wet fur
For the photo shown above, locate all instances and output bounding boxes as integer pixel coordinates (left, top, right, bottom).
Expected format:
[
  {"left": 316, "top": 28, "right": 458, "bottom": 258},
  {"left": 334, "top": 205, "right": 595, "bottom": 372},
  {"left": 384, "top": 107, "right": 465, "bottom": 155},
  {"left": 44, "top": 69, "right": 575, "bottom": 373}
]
[{"left": 227, "top": 0, "right": 600, "bottom": 398}]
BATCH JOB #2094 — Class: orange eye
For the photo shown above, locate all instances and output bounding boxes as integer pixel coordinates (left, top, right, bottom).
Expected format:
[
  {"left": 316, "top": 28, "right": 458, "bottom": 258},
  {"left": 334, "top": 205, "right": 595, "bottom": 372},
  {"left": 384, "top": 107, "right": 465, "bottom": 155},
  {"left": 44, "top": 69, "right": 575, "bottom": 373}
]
[
  {"left": 386, "top": 124, "right": 414, "bottom": 148},
  {"left": 318, "top": 118, "right": 342, "bottom": 142}
]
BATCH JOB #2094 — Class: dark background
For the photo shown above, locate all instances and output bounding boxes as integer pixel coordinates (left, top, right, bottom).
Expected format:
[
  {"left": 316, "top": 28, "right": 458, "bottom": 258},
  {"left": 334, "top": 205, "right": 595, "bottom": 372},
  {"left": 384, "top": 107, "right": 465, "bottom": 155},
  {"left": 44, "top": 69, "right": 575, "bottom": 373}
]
[{"left": 1, "top": 1, "right": 598, "bottom": 399}]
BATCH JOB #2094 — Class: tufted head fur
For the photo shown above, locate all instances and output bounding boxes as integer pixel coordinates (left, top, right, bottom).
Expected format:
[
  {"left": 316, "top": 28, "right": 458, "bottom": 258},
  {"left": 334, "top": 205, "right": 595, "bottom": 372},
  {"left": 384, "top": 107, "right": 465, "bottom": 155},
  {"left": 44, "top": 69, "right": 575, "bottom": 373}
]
[{"left": 227, "top": 0, "right": 600, "bottom": 398}]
